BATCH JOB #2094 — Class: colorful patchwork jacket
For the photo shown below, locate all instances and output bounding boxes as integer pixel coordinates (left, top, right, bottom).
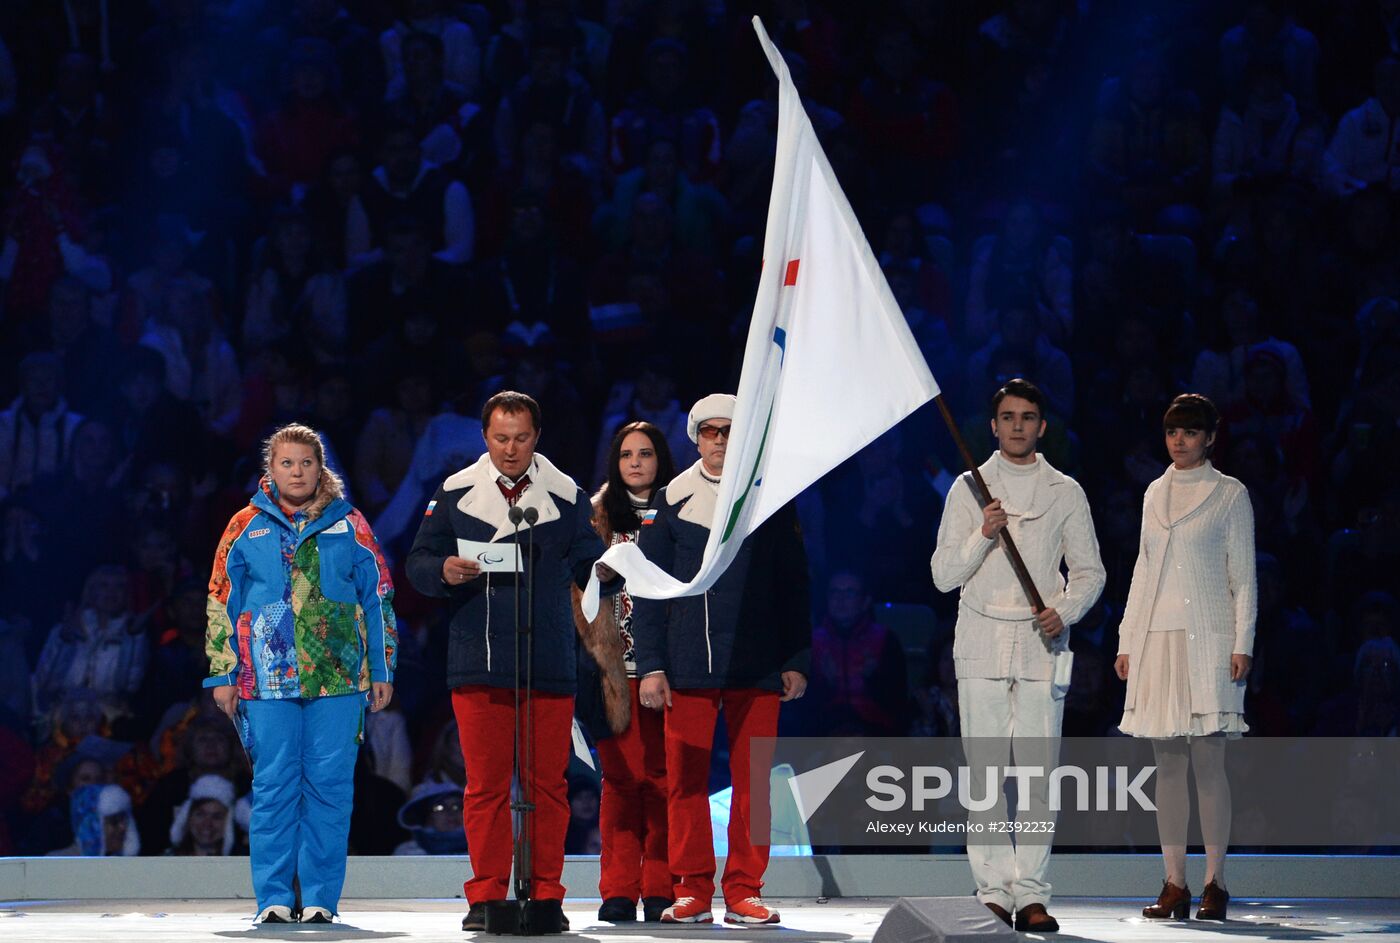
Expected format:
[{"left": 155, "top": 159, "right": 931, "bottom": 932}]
[{"left": 204, "top": 479, "right": 397, "bottom": 699}]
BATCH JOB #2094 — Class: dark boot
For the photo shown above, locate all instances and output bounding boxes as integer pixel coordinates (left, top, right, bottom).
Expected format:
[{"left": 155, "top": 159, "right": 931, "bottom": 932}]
[
  {"left": 1142, "top": 881, "right": 1191, "bottom": 920},
  {"left": 642, "top": 897, "right": 673, "bottom": 922},
  {"left": 983, "top": 902, "right": 1012, "bottom": 927},
  {"left": 598, "top": 897, "right": 637, "bottom": 922},
  {"left": 1196, "top": 880, "right": 1230, "bottom": 921}
]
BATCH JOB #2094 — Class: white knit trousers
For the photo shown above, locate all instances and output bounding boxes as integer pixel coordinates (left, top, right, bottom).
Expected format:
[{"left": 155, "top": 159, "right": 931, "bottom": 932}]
[{"left": 957, "top": 678, "right": 1065, "bottom": 911}]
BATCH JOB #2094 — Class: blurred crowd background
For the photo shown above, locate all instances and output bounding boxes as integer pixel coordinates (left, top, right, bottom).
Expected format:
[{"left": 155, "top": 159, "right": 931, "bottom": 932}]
[{"left": 0, "top": 0, "right": 1397, "bottom": 859}]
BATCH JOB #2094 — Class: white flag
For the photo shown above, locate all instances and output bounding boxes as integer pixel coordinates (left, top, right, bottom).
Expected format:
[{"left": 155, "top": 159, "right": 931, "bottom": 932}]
[{"left": 582, "top": 17, "right": 939, "bottom": 619}]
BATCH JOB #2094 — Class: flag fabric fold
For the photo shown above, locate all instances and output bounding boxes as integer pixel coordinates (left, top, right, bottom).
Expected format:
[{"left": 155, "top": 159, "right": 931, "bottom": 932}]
[{"left": 582, "top": 16, "right": 940, "bottom": 620}]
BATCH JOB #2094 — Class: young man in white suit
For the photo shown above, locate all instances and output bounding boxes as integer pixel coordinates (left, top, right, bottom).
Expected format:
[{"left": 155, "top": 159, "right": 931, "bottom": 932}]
[{"left": 930, "top": 378, "right": 1105, "bottom": 933}]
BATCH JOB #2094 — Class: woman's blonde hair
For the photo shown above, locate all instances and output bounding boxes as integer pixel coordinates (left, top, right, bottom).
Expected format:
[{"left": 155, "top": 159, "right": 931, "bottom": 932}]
[{"left": 261, "top": 423, "right": 345, "bottom": 520}]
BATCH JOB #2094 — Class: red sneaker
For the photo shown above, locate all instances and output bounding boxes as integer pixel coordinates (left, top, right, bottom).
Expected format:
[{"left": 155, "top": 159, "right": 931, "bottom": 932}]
[
  {"left": 660, "top": 897, "right": 714, "bottom": 923},
  {"left": 724, "top": 898, "right": 781, "bottom": 925}
]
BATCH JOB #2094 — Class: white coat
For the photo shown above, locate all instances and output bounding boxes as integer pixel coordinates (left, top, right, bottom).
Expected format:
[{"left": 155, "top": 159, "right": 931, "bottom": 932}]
[{"left": 1116, "top": 462, "right": 1257, "bottom": 716}]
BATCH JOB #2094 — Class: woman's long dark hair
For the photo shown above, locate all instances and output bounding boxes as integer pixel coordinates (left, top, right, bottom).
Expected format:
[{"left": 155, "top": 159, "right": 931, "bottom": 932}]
[{"left": 599, "top": 420, "right": 676, "bottom": 535}]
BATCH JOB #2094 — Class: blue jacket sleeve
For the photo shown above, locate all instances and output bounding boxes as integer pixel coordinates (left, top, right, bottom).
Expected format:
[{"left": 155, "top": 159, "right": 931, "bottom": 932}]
[{"left": 349, "top": 509, "right": 398, "bottom": 684}]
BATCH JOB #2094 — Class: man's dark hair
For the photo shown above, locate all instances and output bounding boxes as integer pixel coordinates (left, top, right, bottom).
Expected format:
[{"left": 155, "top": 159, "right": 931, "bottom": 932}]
[
  {"left": 482, "top": 390, "right": 541, "bottom": 432},
  {"left": 990, "top": 378, "right": 1047, "bottom": 418}
]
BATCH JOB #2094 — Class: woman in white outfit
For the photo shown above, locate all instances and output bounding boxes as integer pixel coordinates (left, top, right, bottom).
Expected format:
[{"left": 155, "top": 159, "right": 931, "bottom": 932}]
[{"left": 1114, "top": 394, "right": 1256, "bottom": 923}]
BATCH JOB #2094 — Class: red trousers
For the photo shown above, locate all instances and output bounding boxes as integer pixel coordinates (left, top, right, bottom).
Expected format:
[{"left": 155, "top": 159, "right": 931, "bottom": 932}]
[
  {"left": 452, "top": 685, "right": 575, "bottom": 903},
  {"left": 596, "top": 678, "right": 671, "bottom": 901},
  {"left": 665, "top": 687, "right": 780, "bottom": 906}
]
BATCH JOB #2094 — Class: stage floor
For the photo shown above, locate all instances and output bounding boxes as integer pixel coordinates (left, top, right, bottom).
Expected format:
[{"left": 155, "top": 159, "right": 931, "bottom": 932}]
[{"left": 3, "top": 897, "right": 1400, "bottom": 942}]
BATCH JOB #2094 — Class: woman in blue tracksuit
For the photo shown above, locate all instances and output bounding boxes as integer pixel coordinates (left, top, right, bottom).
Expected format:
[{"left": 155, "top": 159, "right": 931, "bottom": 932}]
[{"left": 205, "top": 423, "right": 397, "bottom": 924}]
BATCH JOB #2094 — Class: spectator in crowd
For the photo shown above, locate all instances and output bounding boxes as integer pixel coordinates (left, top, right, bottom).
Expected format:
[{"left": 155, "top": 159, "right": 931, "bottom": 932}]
[
  {"left": 31, "top": 564, "right": 146, "bottom": 721},
  {"left": 167, "top": 773, "right": 241, "bottom": 856},
  {"left": 1219, "top": 0, "right": 1320, "bottom": 108},
  {"left": 50, "top": 783, "right": 139, "bottom": 857},
  {"left": 381, "top": 30, "right": 484, "bottom": 173},
  {"left": 1325, "top": 56, "right": 1400, "bottom": 196},
  {"left": 0, "top": 352, "right": 83, "bottom": 501},
  {"left": 256, "top": 39, "right": 358, "bottom": 201},
  {"left": 798, "top": 571, "right": 910, "bottom": 737},
  {"left": 1212, "top": 59, "right": 1326, "bottom": 196},
  {"left": 964, "top": 201, "right": 1073, "bottom": 346},
  {"left": 243, "top": 209, "right": 348, "bottom": 364},
  {"left": 353, "top": 125, "right": 474, "bottom": 265},
  {"left": 493, "top": 26, "right": 607, "bottom": 181},
  {"left": 379, "top": 0, "right": 481, "bottom": 101},
  {"left": 137, "top": 276, "right": 242, "bottom": 439},
  {"left": 393, "top": 780, "right": 467, "bottom": 855},
  {"left": 1191, "top": 285, "right": 1310, "bottom": 411}
]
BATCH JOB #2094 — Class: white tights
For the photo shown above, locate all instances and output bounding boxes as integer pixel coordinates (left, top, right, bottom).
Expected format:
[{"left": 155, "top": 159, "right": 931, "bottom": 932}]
[{"left": 1150, "top": 736, "right": 1231, "bottom": 888}]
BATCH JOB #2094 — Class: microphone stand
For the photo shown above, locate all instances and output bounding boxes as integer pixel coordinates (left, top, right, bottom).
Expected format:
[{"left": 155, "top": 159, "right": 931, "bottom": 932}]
[{"left": 486, "top": 505, "right": 561, "bottom": 935}]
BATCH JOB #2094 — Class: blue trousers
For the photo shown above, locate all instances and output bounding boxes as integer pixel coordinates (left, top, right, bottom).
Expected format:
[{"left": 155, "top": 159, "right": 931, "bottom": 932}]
[{"left": 237, "top": 693, "right": 365, "bottom": 914}]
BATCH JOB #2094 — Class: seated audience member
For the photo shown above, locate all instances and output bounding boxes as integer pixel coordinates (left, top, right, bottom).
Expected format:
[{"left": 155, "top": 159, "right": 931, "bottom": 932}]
[
  {"left": 50, "top": 783, "right": 139, "bottom": 857},
  {"left": 965, "top": 201, "right": 1073, "bottom": 346},
  {"left": 394, "top": 781, "right": 467, "bottom": 855},
  {"left": 352, "top": 126, "right": 474, "bottom": 265},
  {"left": 167, "top": 773, "right": 242, "bottom": 856},
  {"left": 31, "top": 565, "right": 147, "bottom": 721},
  {"left": 0, "top": 353, "right": 83, "bottom": 501},
  {"left": 794, "top": 571, "right": 909, "bottom": 737}
]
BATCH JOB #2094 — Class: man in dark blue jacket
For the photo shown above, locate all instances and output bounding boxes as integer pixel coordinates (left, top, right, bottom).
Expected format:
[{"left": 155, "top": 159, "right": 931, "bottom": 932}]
[
  {"left": 633, "top": 393, "right": 811, "bottom": 926},
  {"left": 407, "top": 390, "right": 614, "bottom": 931}
]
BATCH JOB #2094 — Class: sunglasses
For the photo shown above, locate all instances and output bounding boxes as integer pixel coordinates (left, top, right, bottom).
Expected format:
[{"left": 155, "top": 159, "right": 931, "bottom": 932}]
[{"left": 697, "top": 423, "right": 732, "bottom": 440}]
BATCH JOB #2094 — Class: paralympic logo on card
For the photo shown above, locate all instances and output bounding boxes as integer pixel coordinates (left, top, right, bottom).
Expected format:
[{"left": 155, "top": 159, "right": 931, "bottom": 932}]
[{"left": 476, "top": 550, "right": 508, "bottom": 566}]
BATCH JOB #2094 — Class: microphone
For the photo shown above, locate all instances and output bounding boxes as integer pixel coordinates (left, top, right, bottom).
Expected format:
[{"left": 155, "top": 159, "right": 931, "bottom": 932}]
[
  {"left": 522, "top": 506, "right": 539, "bottom": 525},
  {"left": 508, "top": 506, "right": 526, "bottom": 525}
]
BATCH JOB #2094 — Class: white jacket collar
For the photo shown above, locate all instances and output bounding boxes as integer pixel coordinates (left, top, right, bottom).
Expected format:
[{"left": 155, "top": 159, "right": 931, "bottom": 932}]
[
  {"left": 442, "top": 452, "right": 579, "bottom": 541},
  {"left": 665, "top": 460, "right": 720, "bottom": 527},
  {"left": 977, "top": 452, "right": 1068, "bottom": 521},
  {"left": 1149, "top": 461, "right": 1223, "bottom": 528}
]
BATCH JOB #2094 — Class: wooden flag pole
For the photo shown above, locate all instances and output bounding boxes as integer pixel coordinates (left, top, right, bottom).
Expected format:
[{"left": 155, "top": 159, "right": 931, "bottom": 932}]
[{"left": 933, "top": 394, "right": 1046, "bottom": 613}]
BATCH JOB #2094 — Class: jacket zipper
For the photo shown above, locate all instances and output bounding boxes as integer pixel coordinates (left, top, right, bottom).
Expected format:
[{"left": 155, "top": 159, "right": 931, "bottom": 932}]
[
  {"left": 484, "top": 572, "right": 492, "bottom": 670},
  {"left": 704, "top": 592, "right": 712, "bottom": 673}
]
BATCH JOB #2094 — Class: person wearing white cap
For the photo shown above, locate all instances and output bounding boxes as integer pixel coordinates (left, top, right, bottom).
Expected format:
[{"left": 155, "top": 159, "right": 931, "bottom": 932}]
[
  {"left": 632, "top": 393, "right": 811, "bottom": 926},
  {"left": 168, "top": 774, "right": 240, "bottom": 856}
]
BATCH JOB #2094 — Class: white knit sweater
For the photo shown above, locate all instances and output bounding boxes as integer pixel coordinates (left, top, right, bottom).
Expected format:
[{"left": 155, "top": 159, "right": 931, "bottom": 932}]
[
  {"left": 1116, "top": 462, "right": 1257, "bottom": 716},
  {"left": 931, "top": 453, "right": 1105, "bottom": 680}
]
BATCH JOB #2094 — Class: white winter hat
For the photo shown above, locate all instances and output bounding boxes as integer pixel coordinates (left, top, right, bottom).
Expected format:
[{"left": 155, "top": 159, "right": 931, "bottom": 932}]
[
  {"left": 687, "top": 394, "right": 736, "bottom": 443},
  {"left": 169, "top": 774, "right": 237, "bottom": 854},
  {"left": 96, "top": 785, "right": 140, "bottom": 856}
]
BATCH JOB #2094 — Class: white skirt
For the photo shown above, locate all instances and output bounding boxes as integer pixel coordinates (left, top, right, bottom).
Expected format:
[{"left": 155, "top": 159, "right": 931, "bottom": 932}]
[{"left": 1118, "top": 630, "right": 1248, "bottom": 739}]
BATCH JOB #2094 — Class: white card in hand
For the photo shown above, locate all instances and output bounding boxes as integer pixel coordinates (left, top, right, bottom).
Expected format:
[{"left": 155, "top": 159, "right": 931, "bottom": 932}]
[{"left": 456, "top": 539, "right": 523, "bottom": 573}]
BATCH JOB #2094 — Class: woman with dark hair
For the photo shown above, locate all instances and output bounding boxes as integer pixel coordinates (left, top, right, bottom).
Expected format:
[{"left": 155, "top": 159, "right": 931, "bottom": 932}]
[
  {"left": 206, "top": 423, "right": 397, "bottom": 924},
  {"left": 573, "top": 420, "right": 677, "bottom": 923},
  {"left": 1115, "top": 394, "right": 1256, "bottom": 922}
]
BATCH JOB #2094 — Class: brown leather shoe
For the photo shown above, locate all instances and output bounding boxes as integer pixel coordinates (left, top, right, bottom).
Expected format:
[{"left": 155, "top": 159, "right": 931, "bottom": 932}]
[
  {"left": 1142, "top": 881, "right": 1190, "bottom": 920},
  {"left": 1196, "top": 880, "right": 1230, "bottom": 921},
  {"left": 1014, "top": 903, "right": 1059, "bottom": 933},
  {"left": 983, "top": 902, "right": 1012, "bottom": 927}
]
